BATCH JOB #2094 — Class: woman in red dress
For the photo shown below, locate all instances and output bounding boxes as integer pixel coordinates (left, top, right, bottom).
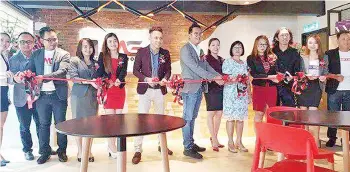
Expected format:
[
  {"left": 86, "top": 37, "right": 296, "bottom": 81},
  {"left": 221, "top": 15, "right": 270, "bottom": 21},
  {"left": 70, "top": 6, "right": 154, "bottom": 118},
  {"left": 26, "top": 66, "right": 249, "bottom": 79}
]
[{"left": 97, "top": 33, "right": 128, "bottom": 158}]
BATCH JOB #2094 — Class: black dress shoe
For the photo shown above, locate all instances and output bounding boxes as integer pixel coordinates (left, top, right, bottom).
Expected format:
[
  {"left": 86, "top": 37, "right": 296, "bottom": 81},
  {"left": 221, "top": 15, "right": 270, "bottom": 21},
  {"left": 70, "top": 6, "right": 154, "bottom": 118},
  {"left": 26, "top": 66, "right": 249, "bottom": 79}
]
[
  {"left": 183, "top": 149, "right": 203, "bottom": 159},
  {"left": 193, "top": 144, "right": 206, "bottom": 152},
  {"left": 51, "top": 150, "right": 57, "bottom": 155},
  {"left": 326, "top": 139, "right": 336, "bottom": 147},
  {"left": 58, "top": 152, "right": 68, "bottom": 162},
  {"left": 25, "top": 151, "right": 35, "bottom": 161},
  {"left": 37, "top": 154, "right": 51, "bottom": 164},
  {"left": 0, "top": 161, "right": 5, "bottom": 167},
  {"left": 158, "top": 146, "right": 173, "bottom": 155}
]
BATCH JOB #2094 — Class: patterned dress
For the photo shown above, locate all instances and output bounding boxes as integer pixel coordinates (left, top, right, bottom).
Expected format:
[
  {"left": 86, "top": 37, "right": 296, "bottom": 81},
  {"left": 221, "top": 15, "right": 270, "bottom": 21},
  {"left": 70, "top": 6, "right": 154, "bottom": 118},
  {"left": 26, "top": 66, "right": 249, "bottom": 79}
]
[{"left": 222, "top": 58, "right": 249, "bottom": 121}]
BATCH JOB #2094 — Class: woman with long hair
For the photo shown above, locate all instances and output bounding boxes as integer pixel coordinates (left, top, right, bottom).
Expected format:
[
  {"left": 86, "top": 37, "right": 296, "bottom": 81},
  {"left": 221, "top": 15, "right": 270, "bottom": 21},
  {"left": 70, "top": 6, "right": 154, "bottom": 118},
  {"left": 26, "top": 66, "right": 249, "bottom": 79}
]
[
  {"left": 204, "top": 38, "right": 224, "bottom": 151},
  {"left": 97, "top": 33, "right": 128, "bottom": 158},
  {"left": 247, "top": 35, "right": 279, "bottom": 125},
  {"left": 0, "top": 32, "right": 13, "bottom": 166},
  {"left": 298, "top": 34, "right": 328, "bottom": 147}
]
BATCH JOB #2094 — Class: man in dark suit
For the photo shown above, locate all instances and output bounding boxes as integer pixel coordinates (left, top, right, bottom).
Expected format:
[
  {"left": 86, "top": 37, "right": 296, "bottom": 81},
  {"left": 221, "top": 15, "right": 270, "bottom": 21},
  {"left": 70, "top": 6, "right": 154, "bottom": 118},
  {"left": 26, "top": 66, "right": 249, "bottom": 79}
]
[
  {"left": 25, "top": 26, "right": 70, "bottom": 164},
  {"left": 132, "top": 26, "right": 172, "bottom": 164},
  {"left": 325, "top": 30, "right": 350, "bottom": 147}
]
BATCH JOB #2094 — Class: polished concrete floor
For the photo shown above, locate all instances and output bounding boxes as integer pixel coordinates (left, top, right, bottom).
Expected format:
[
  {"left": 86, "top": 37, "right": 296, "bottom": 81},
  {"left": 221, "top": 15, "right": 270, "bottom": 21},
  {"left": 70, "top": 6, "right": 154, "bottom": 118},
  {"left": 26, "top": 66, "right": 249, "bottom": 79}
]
[
  {"left": 0, "top": 136, "right": 347, "bottom": 172},
  {"left": 1, "top": 76, "right": 347, "bottom": 171}
]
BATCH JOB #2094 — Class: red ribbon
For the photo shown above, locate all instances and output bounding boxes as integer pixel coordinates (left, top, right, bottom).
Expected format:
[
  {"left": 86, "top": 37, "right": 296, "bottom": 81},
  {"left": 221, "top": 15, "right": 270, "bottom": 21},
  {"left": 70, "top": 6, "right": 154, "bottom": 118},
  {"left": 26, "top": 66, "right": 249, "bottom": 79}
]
[
  {"left": 291, "top": 72, "right": 308, "bottom": 95},
  {"left": 21, "top": 71, "right": 40, "bottom": 109},
  {"left": 21, "top": 70, "right": 237, "bottom": 106},
  {"left": 236, "top": 74, "right": 249, "bottom": 97},
  {"left": 168, "top": 75, "right": 184, "bottom": 105},
  {"left": 95, "top": 77, "right": 110, "bottom": 105}
]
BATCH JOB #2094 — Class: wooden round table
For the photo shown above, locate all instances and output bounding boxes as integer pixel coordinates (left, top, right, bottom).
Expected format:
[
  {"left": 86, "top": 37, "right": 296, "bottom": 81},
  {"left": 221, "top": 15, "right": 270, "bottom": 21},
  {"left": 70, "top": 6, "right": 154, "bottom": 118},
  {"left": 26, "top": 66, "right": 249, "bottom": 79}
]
[
  {"left": 56, "top": 114, "right": 186, "bottom": 172},
  {"left": 270, "top": 110, "right": 350, "bottom": 172}
]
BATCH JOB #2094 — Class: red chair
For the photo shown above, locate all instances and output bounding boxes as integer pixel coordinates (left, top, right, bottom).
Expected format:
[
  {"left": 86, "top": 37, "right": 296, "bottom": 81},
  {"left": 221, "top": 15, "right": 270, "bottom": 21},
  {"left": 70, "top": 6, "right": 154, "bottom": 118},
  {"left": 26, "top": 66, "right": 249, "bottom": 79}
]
[
  {"left": 252, "top": 122, "right": 334, "bottom": 172},
  {"left": 265, "top": 107, "right": 335, "bottom": 170}
]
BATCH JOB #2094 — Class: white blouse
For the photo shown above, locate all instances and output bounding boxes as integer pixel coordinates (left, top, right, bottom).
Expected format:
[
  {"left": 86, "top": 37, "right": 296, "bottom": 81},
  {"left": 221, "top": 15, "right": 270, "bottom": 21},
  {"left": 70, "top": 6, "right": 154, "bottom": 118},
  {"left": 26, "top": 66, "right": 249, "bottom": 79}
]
[{"left": 0, "top": 52, "right": 9, "bottom": 86}]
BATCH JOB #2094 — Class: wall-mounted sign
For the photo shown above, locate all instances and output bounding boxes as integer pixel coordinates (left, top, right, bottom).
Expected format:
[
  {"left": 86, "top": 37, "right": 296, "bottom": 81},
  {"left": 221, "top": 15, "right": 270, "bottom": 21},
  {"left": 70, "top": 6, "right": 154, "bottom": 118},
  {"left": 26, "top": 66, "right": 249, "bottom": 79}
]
[
  {"left": 79, "top": 27, "right": 150, "bottom": 72},
  {"left": 335, "top": 19, "right": 350, "bottom": 32},
  {"left": 303, "top": 21, "right": 319, "bottom": 33}
]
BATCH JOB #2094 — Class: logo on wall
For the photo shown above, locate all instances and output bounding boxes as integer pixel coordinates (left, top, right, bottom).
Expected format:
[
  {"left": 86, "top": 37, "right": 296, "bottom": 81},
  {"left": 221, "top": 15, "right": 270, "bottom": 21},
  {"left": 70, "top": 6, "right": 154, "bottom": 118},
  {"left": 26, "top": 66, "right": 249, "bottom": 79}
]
[
  {"left": 119, "top": 40, "right": 143, "bottom": 60},
  {"left": 336, "top": 19, "right": 350, "bottom": 32},
  {"left": 79, "top": 27, "right": 150, "bottom": 72}
]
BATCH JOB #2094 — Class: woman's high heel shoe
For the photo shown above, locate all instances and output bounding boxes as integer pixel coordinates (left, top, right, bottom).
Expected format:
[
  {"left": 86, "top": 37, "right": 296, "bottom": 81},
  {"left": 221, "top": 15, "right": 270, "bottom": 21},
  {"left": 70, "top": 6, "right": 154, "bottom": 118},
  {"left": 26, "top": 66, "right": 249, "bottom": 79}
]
[
  {"left": 210, "top": 137, "right": 224, "bottom": 148},
  {"left": 228, "top": 143, "right": 238, "bottom": 153},
  {"left": 209, "top": 137, "right": 219, "bottom": 152},
  {"left": 108, "top": 147, "right": 118, "bottom": 159},
  {"left": 235, "top": 144, "right": 248, "bottom": 152}
]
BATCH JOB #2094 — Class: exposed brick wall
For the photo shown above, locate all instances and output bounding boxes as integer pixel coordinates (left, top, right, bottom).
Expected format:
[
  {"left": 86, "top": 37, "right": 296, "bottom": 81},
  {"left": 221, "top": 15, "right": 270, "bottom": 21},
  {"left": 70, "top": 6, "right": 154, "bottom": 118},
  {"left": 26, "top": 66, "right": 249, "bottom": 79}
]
[{"left": 33, "top": 9, "right": 223, "bottom": 61}]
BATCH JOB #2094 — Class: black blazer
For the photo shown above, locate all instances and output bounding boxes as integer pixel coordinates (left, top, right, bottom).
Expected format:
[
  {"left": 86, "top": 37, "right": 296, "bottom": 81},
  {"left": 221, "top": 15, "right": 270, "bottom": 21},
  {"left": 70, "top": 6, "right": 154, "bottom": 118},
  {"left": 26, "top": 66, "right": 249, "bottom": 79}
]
[
  {"left": 247, "top": 55, "right": 277, "bottom": 86},
  {"left": 96, "top": 53, "right": 128, "bottom": 88},
  {"left": 325, "top": 48, "right": 340, "bottom": 94}
]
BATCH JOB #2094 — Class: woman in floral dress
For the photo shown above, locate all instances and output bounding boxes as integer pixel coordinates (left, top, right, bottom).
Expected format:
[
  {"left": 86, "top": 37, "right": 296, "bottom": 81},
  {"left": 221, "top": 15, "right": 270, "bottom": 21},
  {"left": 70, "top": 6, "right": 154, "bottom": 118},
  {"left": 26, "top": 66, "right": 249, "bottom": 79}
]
[{"left": 223, "top": 41, "right": 251, "bottom": 153}]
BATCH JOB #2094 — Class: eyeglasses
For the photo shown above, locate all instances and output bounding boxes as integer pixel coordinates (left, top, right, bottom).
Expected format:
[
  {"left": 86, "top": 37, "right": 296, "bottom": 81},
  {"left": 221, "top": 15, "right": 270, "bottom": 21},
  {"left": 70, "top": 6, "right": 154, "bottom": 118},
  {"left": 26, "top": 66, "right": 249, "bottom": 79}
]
[
  {"left": 233, "top": 47, "right": 243, "bottom": 50},
  {"left": 19, "top": 40, "right": 34, "bottom": 45},
  {"left": 279, "top": 34, "right": 290, "bottom": 38},
  {"left": 42, "top": 38, "right": 57, "bottom": 43},
  {"left": 258, "top": 44, "right": 268, "bottom": 47}
]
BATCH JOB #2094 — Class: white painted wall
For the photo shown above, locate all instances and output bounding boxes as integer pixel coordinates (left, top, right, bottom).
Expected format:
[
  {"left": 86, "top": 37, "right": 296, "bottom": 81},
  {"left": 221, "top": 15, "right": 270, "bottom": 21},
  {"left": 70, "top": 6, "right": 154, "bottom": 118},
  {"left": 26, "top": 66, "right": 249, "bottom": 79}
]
[
  {"left": 199, "top": 15, "right": 298, "bottom": 60},
  {"left": 0, "top": 1, "right": 33, "bottom": 36},
  {"left": 172, "top": 15, "right": 299, "bottom": 74}
]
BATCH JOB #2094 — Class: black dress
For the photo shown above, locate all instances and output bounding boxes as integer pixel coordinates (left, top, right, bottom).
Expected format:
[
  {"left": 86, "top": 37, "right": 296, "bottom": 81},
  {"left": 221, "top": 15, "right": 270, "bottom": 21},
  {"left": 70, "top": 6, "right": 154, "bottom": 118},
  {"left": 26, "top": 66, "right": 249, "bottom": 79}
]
[
  {"left": 204, "top": 55, "right": 224, "bottom": 111},
  {"left": 297, "top": 57, "right": 329, "bottom": 107},
  {"left": 297, "top": 79, "right": 322, "bottom": 107}
]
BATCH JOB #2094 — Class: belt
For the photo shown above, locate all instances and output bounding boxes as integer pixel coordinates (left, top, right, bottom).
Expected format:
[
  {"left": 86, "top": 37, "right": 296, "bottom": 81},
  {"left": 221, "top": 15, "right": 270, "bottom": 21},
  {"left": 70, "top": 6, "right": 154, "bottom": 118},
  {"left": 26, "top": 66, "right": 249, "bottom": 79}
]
[
  {"left": 40, "top": 90, "right": 56, "bottom": 95},
  {"left": 148, "top": 85, "right": 160, "bottom": 89}
]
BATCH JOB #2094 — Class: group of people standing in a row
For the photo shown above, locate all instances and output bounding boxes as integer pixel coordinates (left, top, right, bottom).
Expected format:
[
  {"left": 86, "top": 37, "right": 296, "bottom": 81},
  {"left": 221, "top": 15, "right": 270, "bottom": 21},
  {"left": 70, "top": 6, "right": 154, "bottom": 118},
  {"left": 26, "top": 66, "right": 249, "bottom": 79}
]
[
  {"left": 0, "top": 23, "right": 350, "bottom": 167},
  {"left": 0, "top": 27, "right": 132, "bottom": 165},
  {"left": 0, "top": 26, "right": 171, "bottom": 166},
  {"left": 179, "top": 24, "right": 350, "bottom": 160}
]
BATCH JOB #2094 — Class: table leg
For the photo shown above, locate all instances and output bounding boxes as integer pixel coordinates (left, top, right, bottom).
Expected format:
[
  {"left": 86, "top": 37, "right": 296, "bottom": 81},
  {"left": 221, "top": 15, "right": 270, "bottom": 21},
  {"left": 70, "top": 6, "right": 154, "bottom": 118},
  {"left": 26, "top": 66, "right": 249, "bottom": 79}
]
[
  {"left": 81, "top": 137, "right": 91, "bottom": 172},
  {"left": 342, "top": 130, "right": 350, "bottom": 172},
  {"left": 159, "top": 133, "right": 170, "bottom": 172},
  {"left": 117, "top": 137, "right": 127, "bottom": 172}
]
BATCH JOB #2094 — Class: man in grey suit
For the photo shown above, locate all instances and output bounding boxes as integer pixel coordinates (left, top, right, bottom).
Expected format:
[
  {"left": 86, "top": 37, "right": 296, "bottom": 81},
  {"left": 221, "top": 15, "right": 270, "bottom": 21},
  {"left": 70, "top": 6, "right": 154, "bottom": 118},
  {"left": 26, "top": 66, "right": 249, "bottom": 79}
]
[
  {"left": 180, "top": 23, "right": 223, "bottom": 159},
  {"left": 9, "top": 32, "right": 40, "bottom": 161},
  {"left": 25, "top": 27, "right": 70, "bottom": 164}
]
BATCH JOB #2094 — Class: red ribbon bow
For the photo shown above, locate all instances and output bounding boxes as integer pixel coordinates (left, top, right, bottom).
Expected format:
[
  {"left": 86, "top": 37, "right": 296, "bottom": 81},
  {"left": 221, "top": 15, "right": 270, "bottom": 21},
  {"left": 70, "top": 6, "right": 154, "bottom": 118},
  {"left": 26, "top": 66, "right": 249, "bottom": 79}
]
[
  {"left": 21, "top": 70, "right": 39, "bottom": 109},
  {"left": 222, "top": 74, "right": 231, "bottom": 83},
  {"left": 95, "top": 77, "right": 110, "bottom": 105},
  {"left": 319, "top": 59, "right": 326, "bottom": 68},
  {"left": 168, "top": 75, "right": 184, "bottom": 105},
  {"left": 291, "top": 72, "right": 308, "bottom": 95},
  {"left": 236, "top": 74, "right": 249, "bottom": 97}
]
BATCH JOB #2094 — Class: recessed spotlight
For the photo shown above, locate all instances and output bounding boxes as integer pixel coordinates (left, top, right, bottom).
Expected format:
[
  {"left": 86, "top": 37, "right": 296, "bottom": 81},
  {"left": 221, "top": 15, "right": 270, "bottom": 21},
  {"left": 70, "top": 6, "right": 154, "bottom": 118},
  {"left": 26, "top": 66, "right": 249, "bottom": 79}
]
[{"left": 244, "top": 1, "right": 250, "bottom": 5}]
